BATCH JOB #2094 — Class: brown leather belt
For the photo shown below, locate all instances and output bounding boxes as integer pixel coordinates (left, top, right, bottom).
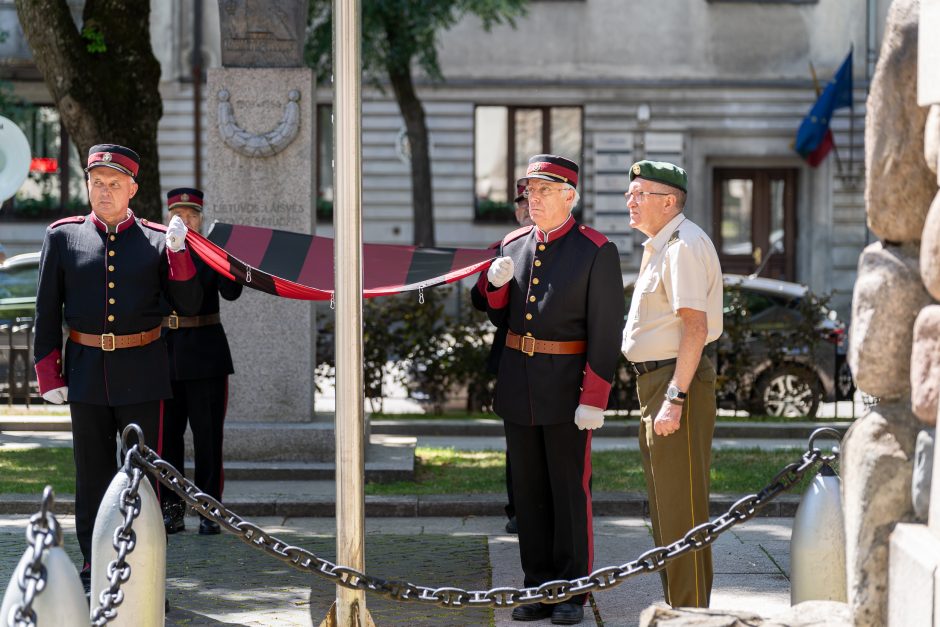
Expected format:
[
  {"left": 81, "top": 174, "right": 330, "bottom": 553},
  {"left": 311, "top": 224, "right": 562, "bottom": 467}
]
[
  {"left": 506, "top": 330, "right": 586, "bottom": 357},
  {"left": 68, "top": 326, "right": 162, "bottom": 352},
  {"left": 631, "top": 358, "right": 678, "bottom": 376},
  {"left": 162, "top": 313, "right": 221, "bottom": 329}
]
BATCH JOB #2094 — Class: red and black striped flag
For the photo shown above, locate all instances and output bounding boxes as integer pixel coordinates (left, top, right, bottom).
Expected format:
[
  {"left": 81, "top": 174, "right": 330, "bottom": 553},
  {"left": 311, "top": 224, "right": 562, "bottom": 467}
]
[{"left": 183, "top": 223, "right": 497, "bottom": 300}]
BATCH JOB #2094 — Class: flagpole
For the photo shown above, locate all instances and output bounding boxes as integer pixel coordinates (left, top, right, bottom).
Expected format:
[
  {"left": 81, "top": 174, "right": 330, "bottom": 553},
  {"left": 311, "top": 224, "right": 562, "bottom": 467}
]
[
  {"left": 809, "top": 61, "right": 844, "bottom": 176},
  {"left": 330, "top": 0, "right": 373, "bottom": 625}
]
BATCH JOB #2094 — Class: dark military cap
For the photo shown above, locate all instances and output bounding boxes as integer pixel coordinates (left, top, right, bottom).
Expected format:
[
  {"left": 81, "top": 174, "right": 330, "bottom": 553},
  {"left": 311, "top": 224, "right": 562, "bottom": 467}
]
[
  {"left": 629, "top": 160, "right": 687, "bottom": 193},
  {"left": 513, "top": 179, "right": 526, "bottom": 203},
  {"left": 521, "top": 154, "right": 579, "bottom": 189},
  {"left": 86, "top": 144, "right": 140, "bottom": 178},
  {"left": 167, "top": 187, "right": 204, "bottom": 212}
]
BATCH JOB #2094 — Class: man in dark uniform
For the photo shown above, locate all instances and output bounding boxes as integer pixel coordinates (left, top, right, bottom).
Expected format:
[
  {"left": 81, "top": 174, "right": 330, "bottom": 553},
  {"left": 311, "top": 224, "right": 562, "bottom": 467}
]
[
  {"left": 160, "top": 187, "right": 242, "bottom": 536},
  {"left": 484, "top": 154, "right": 624, "bottom": 624},
  {"left": 471, "top": 181, "right": 533, "bottom": 535},
  {"left": 33, "top": 144, "right": 202, "bottom": 590}
]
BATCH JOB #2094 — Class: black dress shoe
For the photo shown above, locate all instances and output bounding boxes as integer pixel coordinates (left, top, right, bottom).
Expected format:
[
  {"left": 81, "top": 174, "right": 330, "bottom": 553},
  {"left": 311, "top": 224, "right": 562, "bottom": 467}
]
[
  {"left": 511, "top": 602, "right": 553, "bottom": 621},
  {"left": 163, "top": 503, "right": 186, "bottom": 534},
  {"left": 198, "top": 517, "right": 221, "bottom": 535},
  {"left": 505, "top": 516, "right": 518, "bottom": 534},
  {"left": 551, "top": 602, "right": 584, "bottom": 625}
]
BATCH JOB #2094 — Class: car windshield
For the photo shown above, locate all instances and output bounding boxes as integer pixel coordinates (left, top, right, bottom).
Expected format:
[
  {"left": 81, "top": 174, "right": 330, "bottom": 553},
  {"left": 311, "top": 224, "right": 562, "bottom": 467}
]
[{"left": 0, "top": 263, "right": 39, "bottom": 301}]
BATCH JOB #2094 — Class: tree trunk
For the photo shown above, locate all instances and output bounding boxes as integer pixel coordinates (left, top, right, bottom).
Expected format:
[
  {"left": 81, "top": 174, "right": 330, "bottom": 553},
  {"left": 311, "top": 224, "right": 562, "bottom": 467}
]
[
  {"left": 15, "top": 0, "right": 164, "bottom": 221},
  {"left": 386, "top": 62, "right": 435, "bottom": 247}
]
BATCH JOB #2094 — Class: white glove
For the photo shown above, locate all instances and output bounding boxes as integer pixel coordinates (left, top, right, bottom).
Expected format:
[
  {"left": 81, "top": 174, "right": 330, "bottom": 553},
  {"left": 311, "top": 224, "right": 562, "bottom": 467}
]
[
  {"left": 166, "top": 214, "right": 188, "bottom": 252},
  {"left": 575, "top": 404, "right": 605, "bottom": 430},
  {"left": 42, "top": 386, "right": 68, "bottom": 405},
  {"left": 487, "top": 256, "right": 515, "bottom": 288}
]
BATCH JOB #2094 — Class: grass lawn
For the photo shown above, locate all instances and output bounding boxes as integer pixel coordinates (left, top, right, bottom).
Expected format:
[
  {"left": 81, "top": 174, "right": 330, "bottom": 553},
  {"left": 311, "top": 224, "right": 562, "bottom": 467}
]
[
  {"left": 367, "top": 446, "right": 834, "bottom": 496},
  {"left": 0, "top": 446, "right": 834, "bottom": 499},
  {"left": 0, "top": 448, "right": 74, "bottom": 494}
]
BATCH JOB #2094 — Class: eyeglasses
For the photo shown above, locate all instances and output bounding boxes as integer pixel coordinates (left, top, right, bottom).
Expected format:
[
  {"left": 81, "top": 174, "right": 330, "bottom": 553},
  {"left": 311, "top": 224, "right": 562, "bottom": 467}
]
[
  {"left": 624, "top": 190, "right": 672, "bottom": 202},
  {"left": 523, "top": 185, "right": 568, "bottom": 199}
]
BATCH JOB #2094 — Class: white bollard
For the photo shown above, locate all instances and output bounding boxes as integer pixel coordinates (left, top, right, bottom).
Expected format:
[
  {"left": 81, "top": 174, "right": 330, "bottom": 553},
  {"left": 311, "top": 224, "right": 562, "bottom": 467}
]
[
  {"left": 1, "top": 544, "right": 87, "bottom": 626},
  {"left": 90, "top": 468, "right": 166, "bottom": 625},
  {"left": 790, "top": 463, "right": 847, "bottom": 604}
]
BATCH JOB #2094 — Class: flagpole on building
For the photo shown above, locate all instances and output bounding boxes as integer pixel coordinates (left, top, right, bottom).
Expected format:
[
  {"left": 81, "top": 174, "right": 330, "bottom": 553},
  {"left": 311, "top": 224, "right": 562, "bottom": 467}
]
[
  {"left": 809, "top": 61, "right": 844, "bottom": 176},
  {"left": 328, "top": 0, "right": 373, "bottom": 625}
]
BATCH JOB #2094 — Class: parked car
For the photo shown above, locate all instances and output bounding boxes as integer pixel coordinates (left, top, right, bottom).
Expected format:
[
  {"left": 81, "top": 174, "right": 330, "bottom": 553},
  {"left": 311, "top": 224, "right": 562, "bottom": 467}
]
[
  {"left": 0, "top": 251, "right": 40, "bottom": 400},
  {"left": 614, "top": 274, "right": 854, "bottom": 418}
]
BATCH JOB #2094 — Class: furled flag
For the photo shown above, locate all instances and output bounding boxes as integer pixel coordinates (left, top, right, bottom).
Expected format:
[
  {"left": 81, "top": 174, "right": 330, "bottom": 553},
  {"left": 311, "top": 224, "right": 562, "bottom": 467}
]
[
  {"left": 795, "top": 50, "right": 853, "bottom": 167},
  {"left": 174, "top": 222, "right": 498, "bottom": 300}
]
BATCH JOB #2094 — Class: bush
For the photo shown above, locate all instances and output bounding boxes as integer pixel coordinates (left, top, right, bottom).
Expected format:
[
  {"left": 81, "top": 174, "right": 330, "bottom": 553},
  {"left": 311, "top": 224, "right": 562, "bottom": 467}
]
[{"left": 315, "top": 286, "right": 496, "bottom": 414}]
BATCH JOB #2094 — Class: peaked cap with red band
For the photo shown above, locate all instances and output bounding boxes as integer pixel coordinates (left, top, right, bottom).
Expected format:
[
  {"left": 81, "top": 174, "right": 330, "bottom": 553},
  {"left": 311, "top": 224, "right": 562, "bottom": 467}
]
[
  {"left": 86, "top": 144, "right": 140, "bottom": 178},
  {"left": 513, "top": 179, "right": 527, "bottom": 203},
  {"left": 521, "top": 154, "right": 579, "bottom": 189},
  {"left": 168, "top": 187, "right": 204, "bottom": 212}
]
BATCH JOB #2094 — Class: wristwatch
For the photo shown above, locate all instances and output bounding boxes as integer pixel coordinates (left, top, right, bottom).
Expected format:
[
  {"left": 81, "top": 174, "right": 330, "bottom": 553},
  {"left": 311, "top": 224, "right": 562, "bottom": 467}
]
[{"left": 665, "top": 384, "right": 687, "bottom": 405}]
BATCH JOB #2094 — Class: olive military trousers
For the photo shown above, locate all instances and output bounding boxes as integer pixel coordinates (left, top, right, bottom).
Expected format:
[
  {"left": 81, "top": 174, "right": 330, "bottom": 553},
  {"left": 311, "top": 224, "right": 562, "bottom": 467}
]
[{"left": 636, "top": 356, "right": 716, "bottom": 608}]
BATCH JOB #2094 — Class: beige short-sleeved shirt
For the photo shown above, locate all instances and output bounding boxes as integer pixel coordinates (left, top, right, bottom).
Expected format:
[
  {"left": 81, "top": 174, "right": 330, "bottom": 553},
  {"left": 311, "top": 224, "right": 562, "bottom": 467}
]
[{"left": 622, "top": 213, "right": 723, "bottom": 362}]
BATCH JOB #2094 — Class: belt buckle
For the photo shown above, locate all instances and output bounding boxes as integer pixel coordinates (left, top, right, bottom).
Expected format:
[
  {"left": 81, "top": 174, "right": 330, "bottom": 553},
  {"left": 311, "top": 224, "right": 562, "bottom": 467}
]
[
  {"left": 101, "top": 333, "right": 116, "bottom": 352},
  {"left": 168, "top": 314, "right": 179, "bottom": 330},
  {"left": 520, "top": 335, "right": 536, "bottom": 357}
]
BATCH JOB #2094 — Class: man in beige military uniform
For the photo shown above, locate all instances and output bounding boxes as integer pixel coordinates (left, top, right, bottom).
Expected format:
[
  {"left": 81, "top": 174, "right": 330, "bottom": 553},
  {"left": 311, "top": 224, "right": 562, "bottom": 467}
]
[{"left": 621, "top": 160, "right": 723, "bottom": 608}]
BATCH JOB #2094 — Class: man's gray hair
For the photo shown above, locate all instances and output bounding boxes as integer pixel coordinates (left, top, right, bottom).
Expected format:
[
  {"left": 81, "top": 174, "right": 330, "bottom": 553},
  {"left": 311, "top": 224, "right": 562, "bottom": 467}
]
[{"left": 564, "top": 183, "right": 581, "bottom": 211}]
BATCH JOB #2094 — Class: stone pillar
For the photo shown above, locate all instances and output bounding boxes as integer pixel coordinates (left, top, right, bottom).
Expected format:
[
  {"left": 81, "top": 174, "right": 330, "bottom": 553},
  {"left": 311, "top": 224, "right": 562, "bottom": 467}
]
[
  {"left": 206, "top": 66, "right": 316, "bottom": 423},
  {"left": 886, "top": 2, "right": 940, "bottom": 626}
]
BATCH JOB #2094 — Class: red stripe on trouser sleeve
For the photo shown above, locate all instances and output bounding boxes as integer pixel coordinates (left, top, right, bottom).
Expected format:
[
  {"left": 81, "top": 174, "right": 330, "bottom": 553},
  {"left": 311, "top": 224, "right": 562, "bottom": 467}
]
[{"left": 583, "top": 430, "right": 594, "bottom": 575}]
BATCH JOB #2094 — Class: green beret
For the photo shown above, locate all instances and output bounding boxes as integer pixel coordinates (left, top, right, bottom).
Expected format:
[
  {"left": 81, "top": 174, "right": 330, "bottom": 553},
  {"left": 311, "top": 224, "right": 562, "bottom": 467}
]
[{"left": 628, "top": 160, "right": 687, "bottom": 193}]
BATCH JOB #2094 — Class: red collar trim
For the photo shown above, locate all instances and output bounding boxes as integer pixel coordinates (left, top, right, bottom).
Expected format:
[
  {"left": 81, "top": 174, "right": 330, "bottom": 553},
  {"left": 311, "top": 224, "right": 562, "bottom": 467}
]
[
  {"left": 90, "top": 209, "right": 135, "bottom": 233},
  {"left": 535, "top": 214, "right": 575, "bottom": 243}
]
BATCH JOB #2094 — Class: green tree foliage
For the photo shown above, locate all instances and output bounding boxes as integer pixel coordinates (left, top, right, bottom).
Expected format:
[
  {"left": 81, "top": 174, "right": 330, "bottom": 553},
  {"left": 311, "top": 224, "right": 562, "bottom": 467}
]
[
  {"left": 14, "top": 0, "right": 164, "bottom": 221},
  {"left": 305, "top": 0, "right": 528, "bottom": 247}
]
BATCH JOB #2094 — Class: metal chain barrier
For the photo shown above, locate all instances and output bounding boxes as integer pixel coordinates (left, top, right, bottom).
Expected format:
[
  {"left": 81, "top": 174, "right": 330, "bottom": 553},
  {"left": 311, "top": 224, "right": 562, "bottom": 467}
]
[
  {"left": 124, "top": 426, "right": 841, "bottom": 610},
  {"left": 6, "top": 487, "right": 60, "bottom": 627},
  {"left": 89, "top": 449, "right": 145, "bottom": 626}
]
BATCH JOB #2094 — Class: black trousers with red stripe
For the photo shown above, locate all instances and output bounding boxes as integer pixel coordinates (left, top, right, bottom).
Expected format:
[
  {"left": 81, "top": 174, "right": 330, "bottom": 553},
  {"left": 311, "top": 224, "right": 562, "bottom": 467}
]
[
  {"left": 70, "top": 400, "right": 162, "bottom": 566},
  {"left": 504, "top": 420, "right": 593, "bottom": 605},
  {"left": 160, "top": 376, "right": 228, "bottom": 510}
]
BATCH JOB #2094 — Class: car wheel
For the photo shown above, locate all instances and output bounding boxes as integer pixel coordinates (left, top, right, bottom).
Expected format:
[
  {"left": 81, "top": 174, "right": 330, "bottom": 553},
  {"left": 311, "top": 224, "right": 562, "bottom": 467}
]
[{"left": 754, "top": 366, "right": 821, "bottom": 418}]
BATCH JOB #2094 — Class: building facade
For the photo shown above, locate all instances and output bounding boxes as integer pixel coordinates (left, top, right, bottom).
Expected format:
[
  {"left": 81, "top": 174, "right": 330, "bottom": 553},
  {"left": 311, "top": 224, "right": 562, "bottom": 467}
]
[{"left": 1, "top": 0, "right": 890, "bottom": 318}]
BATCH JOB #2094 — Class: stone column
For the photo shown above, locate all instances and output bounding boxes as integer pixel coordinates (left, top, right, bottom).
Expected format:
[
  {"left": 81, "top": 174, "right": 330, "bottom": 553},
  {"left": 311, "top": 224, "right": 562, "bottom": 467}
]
[{"left": 206, "top": 66, "right": 316, "bottom": 423}]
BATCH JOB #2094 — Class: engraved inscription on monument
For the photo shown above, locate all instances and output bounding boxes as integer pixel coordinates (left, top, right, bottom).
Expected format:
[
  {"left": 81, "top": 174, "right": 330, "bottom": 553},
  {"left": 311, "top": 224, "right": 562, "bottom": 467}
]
[{"left": 219, "top": 0, "right": 306, "bottom": 68}]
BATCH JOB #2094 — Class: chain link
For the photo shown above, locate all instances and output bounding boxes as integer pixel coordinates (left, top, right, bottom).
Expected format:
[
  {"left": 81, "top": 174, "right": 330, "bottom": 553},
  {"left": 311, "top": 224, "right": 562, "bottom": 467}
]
[
  {"left": 89, "top": 450, "right": 144, "bottom": 626},
  {"left": 124, "top": 428, "right": 837, "bottom": 610},
  {"left": 6, "top": 487, "right": 60, "bottom": 627}
]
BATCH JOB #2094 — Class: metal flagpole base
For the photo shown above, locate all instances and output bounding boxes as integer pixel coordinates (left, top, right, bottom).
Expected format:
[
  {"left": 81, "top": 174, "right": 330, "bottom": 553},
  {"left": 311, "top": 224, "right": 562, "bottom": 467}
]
[{"left": 319, "top": 600, "right": 376, "bottom": 627}]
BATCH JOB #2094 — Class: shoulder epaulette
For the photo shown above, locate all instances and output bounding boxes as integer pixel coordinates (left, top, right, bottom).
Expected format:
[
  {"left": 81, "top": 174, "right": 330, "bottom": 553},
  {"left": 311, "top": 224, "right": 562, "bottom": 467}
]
[
  {"left": 576, "top": 223, "right": 610, "bottom": 248},
  {"left": 139, "top": 218, "right": 167, "bottom": 233},
  {"left": 501, "top": 225, "right": 535, "bottom": 247},
  {"left": 49, "top": 216, "right": 85, "bottom": 229},
  {"left": 667, "top": 229, "right": 682, "bottom": 247}
]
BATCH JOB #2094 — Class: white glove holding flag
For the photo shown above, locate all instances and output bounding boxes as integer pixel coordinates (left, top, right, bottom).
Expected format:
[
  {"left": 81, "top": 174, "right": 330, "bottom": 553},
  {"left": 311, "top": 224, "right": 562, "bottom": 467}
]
[
  {"left": 487, "top": 256, "right": 515, "bottom": 288},
  {"left": 166, "top": 214, "right": 188, "bottom": 252},
  {"left": 574, "top": 404, "right": 605, "bottom": 430},
  {"left": 42, "top": 386, "right": 68, "bottom": 405}
]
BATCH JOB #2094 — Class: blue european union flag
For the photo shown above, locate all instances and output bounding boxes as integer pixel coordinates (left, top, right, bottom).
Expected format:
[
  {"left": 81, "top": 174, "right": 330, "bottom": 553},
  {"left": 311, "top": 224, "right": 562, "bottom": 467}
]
[{"left": 795, "top": 50, "right": 853, "bottom": 159}]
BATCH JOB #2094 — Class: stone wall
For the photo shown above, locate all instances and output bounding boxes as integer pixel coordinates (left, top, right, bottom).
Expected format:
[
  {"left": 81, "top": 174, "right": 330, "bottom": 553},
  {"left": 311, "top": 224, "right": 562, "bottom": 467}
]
[{"left": 846, "top": 0, "right": 940, "bottom": 625}]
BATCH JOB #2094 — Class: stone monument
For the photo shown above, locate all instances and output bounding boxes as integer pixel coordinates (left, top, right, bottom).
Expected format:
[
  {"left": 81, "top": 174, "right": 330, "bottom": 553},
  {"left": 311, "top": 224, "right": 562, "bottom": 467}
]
[
  {"left": 199, "top": 0, "right": 412, "bottom": 478},
  {"left": 205, "top": 0, "right": 321, "bottom": 453}
]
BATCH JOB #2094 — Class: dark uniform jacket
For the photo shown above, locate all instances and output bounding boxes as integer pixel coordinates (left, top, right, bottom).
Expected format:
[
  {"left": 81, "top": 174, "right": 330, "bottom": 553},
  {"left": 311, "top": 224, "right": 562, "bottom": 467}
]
[
  {"left": 486, "top": 215, "right": 625, "bottom": 426},
  {"left": 163, "top": 256, "right": 242, "bottom": 380},
  {"left": 33, "top": 211, "right": 203, "bottom": 406},
  {"left": 470, "top": 240, "right": 506, "bottom": 375}
]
